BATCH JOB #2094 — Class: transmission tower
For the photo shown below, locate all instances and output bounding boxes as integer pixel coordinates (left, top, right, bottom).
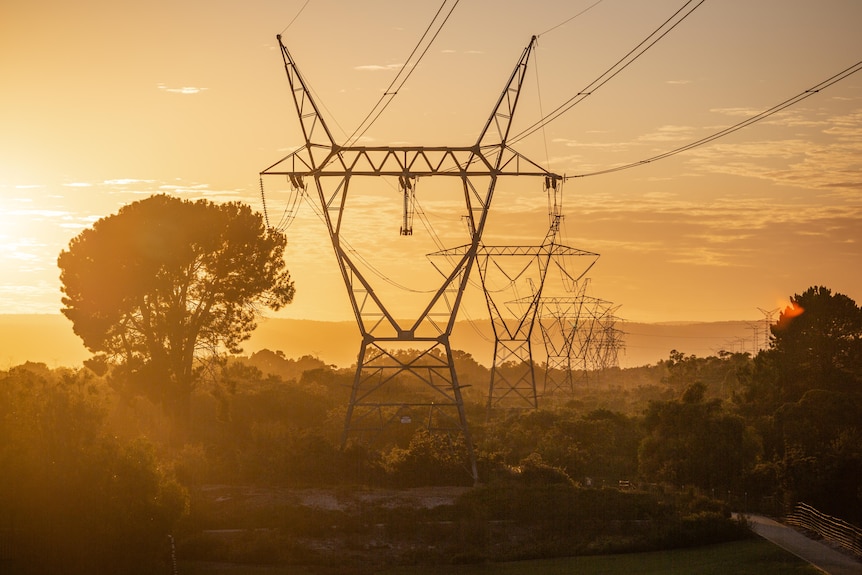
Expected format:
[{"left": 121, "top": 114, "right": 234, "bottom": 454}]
[
  {"left": 537, "top": 282, "right": 621, "bottom": 396},
  {"left": 757, "top": 307, "right": 779, "bottom": 352},
  {"left": 261, "top": 35, "right": 553, "bottom": 483},
  {"left": 430, "top": 218, "right": 598, "bottom": 413}
]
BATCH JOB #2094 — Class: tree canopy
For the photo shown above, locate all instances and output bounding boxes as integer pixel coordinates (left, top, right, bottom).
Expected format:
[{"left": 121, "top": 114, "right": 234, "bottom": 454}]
[
  {"left": 734, "top": 285, "right": 862, "bottom": 521},
  {"left": 58, "top": 194, "right": 295, "bottom": 421},
  {"left": 770, "top": 285, "right": 862, "bottom": 399}
]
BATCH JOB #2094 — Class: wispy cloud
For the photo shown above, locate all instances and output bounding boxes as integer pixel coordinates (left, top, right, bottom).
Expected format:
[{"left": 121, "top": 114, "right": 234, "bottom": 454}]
[
  {"left": 103, "top": 178, "right": 154, "bottom": 185},
  {"left": 157, "top": 84, "right": 207, "bottom": 95},
  {"left": 637, "top": 125, "right": 696, "bottom": 143},
  {"left": 158, "top": 183, "right": 211, "bottom": 195},
  {"left": 709, "top": 107, "right": 760, "bottom": 118},
  {"left": 353, "top": 63, "right": 404, "bottom": 72}
]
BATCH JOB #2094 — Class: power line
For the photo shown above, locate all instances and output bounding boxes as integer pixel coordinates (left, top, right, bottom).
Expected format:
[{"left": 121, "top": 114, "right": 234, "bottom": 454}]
[
  {"left": 510, "top": 0, "right": 706, "bottom": 146},
  {"left": 345, "top": 0, "right": 461, "bottom": 146},
  {"left": 568, "top": 58, "right": 862, "bottom": 179},
  {"left": 280, "top": 0, "right": 311, "bottom": 35},
  {"left": 297, "top": 189, "right": 439, "bottom": 294},
  {"left": 538, "top": 0, "right": 605, "bottom": 38}
]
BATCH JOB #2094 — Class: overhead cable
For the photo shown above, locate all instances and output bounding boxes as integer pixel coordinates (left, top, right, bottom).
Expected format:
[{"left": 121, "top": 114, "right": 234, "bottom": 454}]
[
  {"left": 538, "top": 0, "right": 605, "bottom": 38},
  {"left": 280, "top": 0, "right": 311, "bottom": 35},
  {"left": 346, "top": 0, "right": 461, "bottom": 146},
  {"left": 510, "top": 0, "right": 706, "bottom": 146},
  {"left": 298, "top": 192, "right": 438, "bottom": 293},
  {"left": 569, "top": 58, "right": 862, "bottom": 178}
]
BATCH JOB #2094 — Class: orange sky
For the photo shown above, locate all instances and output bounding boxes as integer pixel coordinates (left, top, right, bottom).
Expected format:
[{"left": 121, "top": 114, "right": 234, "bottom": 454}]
[{"left": 2, "top": 0, "right": 861, "bottom": 325}]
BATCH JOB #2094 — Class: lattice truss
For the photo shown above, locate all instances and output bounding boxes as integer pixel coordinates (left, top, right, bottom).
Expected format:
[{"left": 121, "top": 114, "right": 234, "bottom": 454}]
[
  {"left": 260, "top": 35, "right": 554, "bottom": 482},
  {"left": 431, "top": 223, "right": 598, "bottom": 412},
  {"left": 538, "top": 281, "right": 625, "bottom": 396}
]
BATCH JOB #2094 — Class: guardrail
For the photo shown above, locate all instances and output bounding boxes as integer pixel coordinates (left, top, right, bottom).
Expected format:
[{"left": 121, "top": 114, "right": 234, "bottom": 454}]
[{"left": 785, "top": 502, "right": 862, "bottom": 559}]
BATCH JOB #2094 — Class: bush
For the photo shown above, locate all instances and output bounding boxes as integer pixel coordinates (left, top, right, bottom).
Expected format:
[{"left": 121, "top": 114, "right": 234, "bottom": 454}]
[{"left": 0, "top": 365, "right": 188, "bottom": 575}]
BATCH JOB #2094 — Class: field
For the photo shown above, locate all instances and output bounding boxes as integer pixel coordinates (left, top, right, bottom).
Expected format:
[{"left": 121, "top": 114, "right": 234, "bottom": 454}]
[{"left": 179, "top": 538, "right": 820, "bottom": 574}]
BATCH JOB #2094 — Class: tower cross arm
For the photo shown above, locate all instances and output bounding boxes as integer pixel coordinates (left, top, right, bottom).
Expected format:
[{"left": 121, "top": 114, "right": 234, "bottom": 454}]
[{"left": 261, "top": 144, "right": 559, "bottom": 179}]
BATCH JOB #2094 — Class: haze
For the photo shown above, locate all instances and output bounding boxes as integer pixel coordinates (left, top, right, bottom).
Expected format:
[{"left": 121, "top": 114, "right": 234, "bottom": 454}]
[{"left": 2, "top": 0, "right": 861, "bottom": 332}]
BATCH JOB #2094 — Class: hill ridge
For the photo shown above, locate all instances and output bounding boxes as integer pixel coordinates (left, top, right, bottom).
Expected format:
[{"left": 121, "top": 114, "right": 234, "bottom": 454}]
[{"left": 1, "top": 314, "right": 759, "bottom": 369}]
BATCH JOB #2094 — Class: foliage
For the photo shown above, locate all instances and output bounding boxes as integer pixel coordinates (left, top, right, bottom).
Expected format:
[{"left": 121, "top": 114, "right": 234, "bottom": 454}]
[
  {"left": 0, "top": 363, "right": 188, "bottom": 574},
  {"left": 383, "top": 429, "right": 474, "bottom": 487},
  {"left": 478, "top": 408, "right": 641, "bottom": 486},
  {"left": 451, "top": 483, "right": 747, "bottom": 560},
  {"left": 58, "top": 194, "right": 295, "bottom": 428},
  {"left": 639, "top": 382, "right": 761, "bottom": 493},
  {"left": 744, "top": 286, "right": 862, "bottom": 409},
  {"left": 774, "top": 390, "right": 862, "bottom": 520},
  {"left": 773, "top": 286, "right": 862, "bottom": 393},
  {"left": 734, "top": 286, "right": 862, "bottom": 522},
  {"left": 662, "top": 349, "right": 750, "bottom": 398},
  {"left": 5, "top": 282, "right": 862, "bottom": 569},
  {"left": 243, "top": 349, "right": 331, "bottom": 384}
]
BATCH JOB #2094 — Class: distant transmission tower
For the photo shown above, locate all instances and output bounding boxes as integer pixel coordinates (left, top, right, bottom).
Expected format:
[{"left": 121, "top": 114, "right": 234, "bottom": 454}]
[
  {"left": 261, "top": 35, "right": 552, "bottom": 483},
  {"left": 757, "top": 307, "right": 779, "bottom": 352},
  {"left": 430, "top": 222, "right": 598, "bottom": 413},
  {"left": 537, "top": 282, "right": 622, "bottom": 395}
]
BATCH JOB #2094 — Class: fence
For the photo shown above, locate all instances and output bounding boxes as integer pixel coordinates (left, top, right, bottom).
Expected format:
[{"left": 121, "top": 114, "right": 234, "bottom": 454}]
[{"left": 785, "top": 502, "right": 862, "bottom": 559}]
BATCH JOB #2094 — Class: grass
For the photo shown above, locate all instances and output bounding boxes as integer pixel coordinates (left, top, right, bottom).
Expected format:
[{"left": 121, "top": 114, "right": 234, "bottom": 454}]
[{"left": 179, "top": 538, "right": 821, "bottom": 575}]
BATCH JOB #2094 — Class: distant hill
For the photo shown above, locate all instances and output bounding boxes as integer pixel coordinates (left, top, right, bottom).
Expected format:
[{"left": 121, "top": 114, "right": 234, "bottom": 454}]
[
  {"left": 0, "top": 314, "right": 89, "bottom": 369},
  {"left": 0, "top": 314, "right": 760, "bottom": 370}
]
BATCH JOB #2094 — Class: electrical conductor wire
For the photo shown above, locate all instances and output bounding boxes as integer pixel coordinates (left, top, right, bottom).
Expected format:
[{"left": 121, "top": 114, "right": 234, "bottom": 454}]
[
  {"left": 346, "top": 0, "right": 461, "bottom": 146},
  {"left": 510, "top": 0, "right": 706, "bottom": 146},
  {"left": 568, "top": 59, "right": 862, "bottom": 178}
]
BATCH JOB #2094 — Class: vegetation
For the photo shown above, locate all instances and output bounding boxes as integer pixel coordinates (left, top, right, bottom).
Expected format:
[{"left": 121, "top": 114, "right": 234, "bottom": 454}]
[
  {"left": 380, "top": 539, "right": 822, "bottom": 575},
  {"left": 8, "top": 210, "right": 862, "bottom": 575},
  {"left": 57, "top": 194, "right": 295, "bottom": 439},
  {"left": 0, "top": 363, "right": 188, "bottom": 574}
]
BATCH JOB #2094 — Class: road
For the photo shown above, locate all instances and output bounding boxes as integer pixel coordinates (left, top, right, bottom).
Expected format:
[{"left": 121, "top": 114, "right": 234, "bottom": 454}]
[{"left": 744, "top": 514, "right": 862, "bottom": 575}]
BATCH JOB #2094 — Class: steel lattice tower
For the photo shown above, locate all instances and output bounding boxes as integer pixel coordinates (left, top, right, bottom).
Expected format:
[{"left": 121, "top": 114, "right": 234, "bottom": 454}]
[
  {"left": 538, "top": 285, "right": 623, "bottom": 396},
  {"left": 261, "top": 35, "right": 554, "bottom": 483},
  {"left": 430, "top": 226, "right": 597, "bottom": 413}
]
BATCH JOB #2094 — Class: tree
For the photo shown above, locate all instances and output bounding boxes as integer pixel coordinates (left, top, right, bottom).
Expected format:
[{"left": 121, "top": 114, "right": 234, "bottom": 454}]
[
  {"left": 769, "top": 285, "right": 862, "bottom": 400},
  {"left": 733, "top": 286, "right": 862, "bottom": 521},
  {"left": 58, "top": 194, "right": 295, "bottom": 427},
  {"left": 638, "top": 383, "right": 760, "bottom": 493}
]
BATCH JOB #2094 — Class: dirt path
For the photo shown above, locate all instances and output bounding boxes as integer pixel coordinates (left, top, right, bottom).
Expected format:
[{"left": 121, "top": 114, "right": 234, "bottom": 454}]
[{"left": 744, "top": 514, "right": 862, "bottom": 575}]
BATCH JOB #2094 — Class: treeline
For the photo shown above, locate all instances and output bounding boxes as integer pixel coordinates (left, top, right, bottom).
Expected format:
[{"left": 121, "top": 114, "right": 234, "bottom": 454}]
[{"left": 1, "top": 285, "right": 860, "bottom": 571}]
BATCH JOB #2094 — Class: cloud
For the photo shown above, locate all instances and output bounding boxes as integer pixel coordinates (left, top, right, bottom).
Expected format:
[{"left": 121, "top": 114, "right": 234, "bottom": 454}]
[
  {"left": 158, "top": 183, "right": 213, "bottom": 196},
  {"left": 103, "top": 178, "right": 154, "bottom": 185},
  {"left": 157, "top": 84, "right": 208, "bottom": 95},
  {"left": 668, "top": 246, "right": 736, "bottom": 267},
  {"left": 666, "top": 79, "right": 691, "bottom": 85},
  {"left": 822, "top": 110, "right": 862, "bottom": 138},
  {"left": 6, "top": 209, "right": 69, "bottom": 219},
  {"left": 709, "top": 107, "right": 760, "bottom": 118},
  {"left": 637, "top": 125, "right": 696, "bottom": 143},
  {"left": 353, "top": 63, "right": 404, "bottom": 72}
]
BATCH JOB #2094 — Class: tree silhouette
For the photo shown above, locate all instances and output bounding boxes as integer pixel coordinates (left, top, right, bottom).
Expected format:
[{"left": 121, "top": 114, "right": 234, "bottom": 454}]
[
  {"left": 770, "top": 285, "right": 862, "bottom": 400},
  {"left": 58, "top": 195, "right": 295, "bottom": 428}
]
